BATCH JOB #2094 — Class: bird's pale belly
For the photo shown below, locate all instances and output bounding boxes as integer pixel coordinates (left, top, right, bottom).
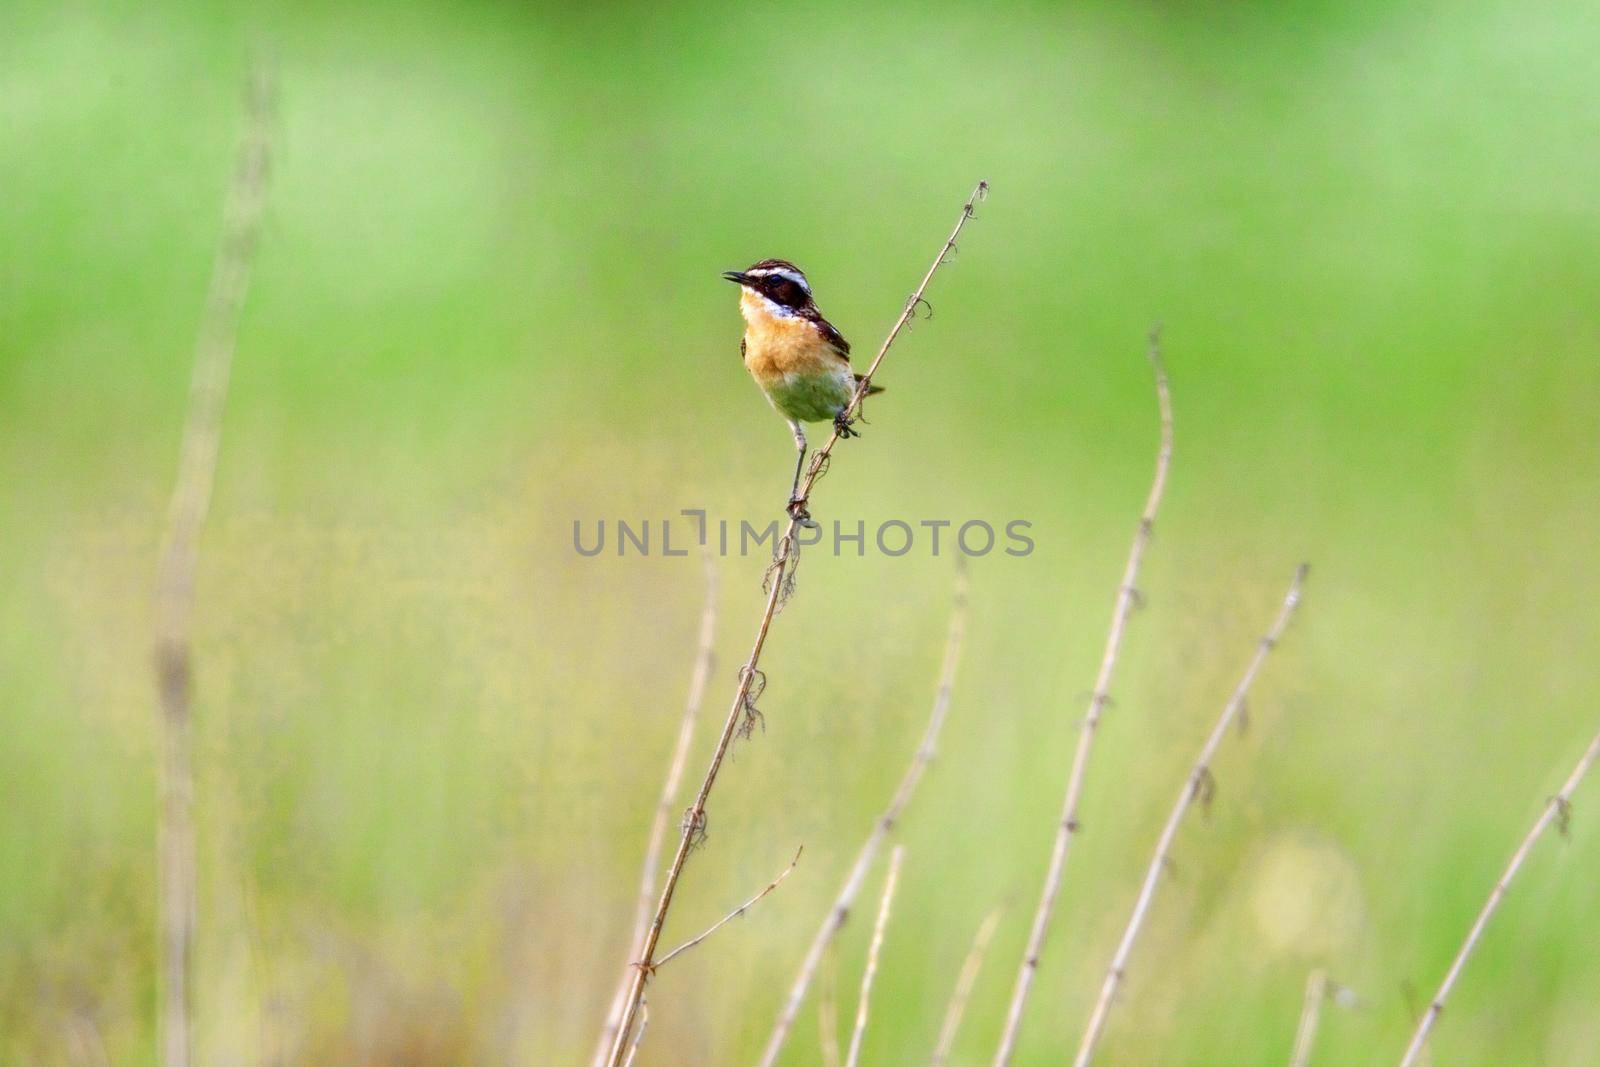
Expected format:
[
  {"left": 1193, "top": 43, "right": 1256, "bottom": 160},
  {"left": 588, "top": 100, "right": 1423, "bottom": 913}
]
[
  {"left": 741, "top": 308, "right": 855, "bottom": 423},
  {"left": 758, "top": 366, "right": 855, "bottom": 423}
]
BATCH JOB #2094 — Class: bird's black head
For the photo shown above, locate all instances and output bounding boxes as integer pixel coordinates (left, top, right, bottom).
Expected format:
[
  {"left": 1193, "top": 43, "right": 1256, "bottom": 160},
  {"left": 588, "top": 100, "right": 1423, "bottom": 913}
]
[{"left": 721, "top": 259, "right": 813, "bottom": 310}]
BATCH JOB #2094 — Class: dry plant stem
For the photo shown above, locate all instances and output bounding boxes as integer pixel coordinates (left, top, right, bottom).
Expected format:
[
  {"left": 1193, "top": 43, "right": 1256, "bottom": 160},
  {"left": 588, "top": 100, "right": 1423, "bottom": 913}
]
[
  {"left": 619, "top": 999, "right": 647, "bottom": 1067},
  {"left": 756, "top": 561, "right": 970, "bottom": 1067},
  {"left": 1073, "top": 564, "right": 1309, "bottom": 1067},
  {"left": 991, "top": 330, "right": 1173, "bottom": 1067},
  {"left": 655, "top": 846, "right": 803, "bottom": 968},
  {"left": 1289, "top": 969, "right": 1328, "bottom": 1067},
  {"left": 931, "top": 908, "right": 1003, "bottom": 1067},
  {"left": 603, "top": 182, "right": 988, "bottom": 1067},
  {"left": 844, "top": 846, "right": 904, "bottom": 1067},
  {"left": 797, "top": 179, "right": 990, "bottom": 503},
  {"left": 64, "top": 1013, "right": 110, "bottom": 1067},
  {"left": 1397, "top": 727, "right": 1600, "bottom": 1067},
  {"left": 820, "top": 944, "right": 843, "bottom": 1067},
  {"left": 153, "top": 63, "right": 273, "bottom": 1067},
  {"left": 591, "top": 551, "right": 719, "bottom": 1066}
]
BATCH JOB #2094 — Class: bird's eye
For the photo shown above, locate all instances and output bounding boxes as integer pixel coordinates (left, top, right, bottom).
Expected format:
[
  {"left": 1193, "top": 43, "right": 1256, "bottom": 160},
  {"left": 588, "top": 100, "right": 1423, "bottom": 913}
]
[{"left": 772, "top": 280, "right": 801, "bottom": 306}]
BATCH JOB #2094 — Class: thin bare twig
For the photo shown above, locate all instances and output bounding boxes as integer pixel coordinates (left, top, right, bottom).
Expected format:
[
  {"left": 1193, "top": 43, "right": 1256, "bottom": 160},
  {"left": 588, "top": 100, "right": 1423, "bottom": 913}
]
[
  {"left": 757, "top": 561, "right": 970, "bottom": 1067},
  {"left": 63, "top": 1012, "right": 109, "bottom": 1067},
  {"left": 1287, "top": 969, "right": 1356, "bottom": 1067},
  {"left": 1397, "top": 727, "right": 1600, "bottom": 1067},
  {"left": 1289, "top": 969, "right": 1328, "bottom": 1067},
  {"left": 654, "top": 846, "right": 803, "bottom": 969},
  {"left": 153, "top": 62, "right": 274, "bottom": 1067},
  {"left": 591, "top": 551, "right": 719, "bottom": 1065},
  {"left": 1073, "top": 564, "right": 1309, "bottom": 1067},
  {"left": 813, "top": 182, "right": 990, "bottom": 470},
  {"left": 603, "top": 183, "right": 989, "bottom": 1067},
  {"left": 820, "top": 944, "right": 843, "bottom": 1067},
  {"left": 992, "top": 329, "right": 1173, "bottom": 1066},
  {"left": 619, "top": 998, "right": 647, "bottom": 1067},
  {"left": 845, "top": 846, "right": 905, "bottom": 1067},
  {"left": 932, "top": 908, "right": 1003, "bottom": 1067}
]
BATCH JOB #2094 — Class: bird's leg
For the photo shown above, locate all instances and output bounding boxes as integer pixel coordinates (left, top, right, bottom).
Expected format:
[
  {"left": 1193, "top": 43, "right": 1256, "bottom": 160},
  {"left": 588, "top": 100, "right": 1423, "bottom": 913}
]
[
  {"left": 833, "top": 408, "right": 860, "bottom": 439},
  {"left": 785, "top": 421, "right": 814, "bottom": 524}
]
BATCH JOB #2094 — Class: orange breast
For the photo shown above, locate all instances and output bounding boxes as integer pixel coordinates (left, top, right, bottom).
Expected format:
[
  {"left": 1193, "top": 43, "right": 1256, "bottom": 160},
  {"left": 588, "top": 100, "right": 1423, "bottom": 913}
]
[{"left": 740, "top": 292, "right": 845, "bottom": 387}]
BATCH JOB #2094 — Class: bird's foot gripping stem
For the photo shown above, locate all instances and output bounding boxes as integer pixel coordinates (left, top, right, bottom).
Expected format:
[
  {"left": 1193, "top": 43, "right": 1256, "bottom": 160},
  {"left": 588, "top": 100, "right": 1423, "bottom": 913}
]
[
  {"left": 833, "top": 411, "right": 860, "bottom": 439},
  {"left": 787, "top": 497, "right": 818, "bottom": 529}
]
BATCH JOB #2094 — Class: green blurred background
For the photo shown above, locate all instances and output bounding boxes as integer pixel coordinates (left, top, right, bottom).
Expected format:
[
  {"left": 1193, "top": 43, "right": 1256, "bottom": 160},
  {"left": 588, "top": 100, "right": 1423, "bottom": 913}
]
[{"left": 4, "top": 0, "right": 1599, "bottom": 1063}]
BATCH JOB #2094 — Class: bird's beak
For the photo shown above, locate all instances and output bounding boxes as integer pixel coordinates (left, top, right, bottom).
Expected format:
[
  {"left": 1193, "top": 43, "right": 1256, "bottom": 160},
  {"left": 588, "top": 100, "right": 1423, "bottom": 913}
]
[{"left": 722, "top": 270, "right": 751, "bottom": 286}]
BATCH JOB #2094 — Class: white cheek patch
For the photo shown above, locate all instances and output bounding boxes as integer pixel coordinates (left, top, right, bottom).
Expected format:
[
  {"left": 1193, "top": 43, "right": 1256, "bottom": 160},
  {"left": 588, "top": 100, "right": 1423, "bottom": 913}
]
[{"left": 742, "top": 290, "right": 798, "bottom": 320}]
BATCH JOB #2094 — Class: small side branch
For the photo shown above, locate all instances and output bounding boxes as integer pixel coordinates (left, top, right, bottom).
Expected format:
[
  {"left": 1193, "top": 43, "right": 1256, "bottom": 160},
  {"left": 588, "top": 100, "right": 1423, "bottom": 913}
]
[
  {"left": 153, "top": 61, "right": 275, "bottom": 1067},
  {"left": 1072, "top": 564, "right": 1309, "bottom": 1067},
  {"left": 618, "top": 998, "right": 647, "bottom": 1067},
  {"left": 931, "top": 908, "right": 1004, "bottom": 1066},
  {"left": 654, "top": 846, "right": 803, "bottom": 969},
  {"left": 1396, "top": 726, "right": 1600, "bottom": 1067},
  {"left": 592, "top": 551, "right": 719, "bottom": 1066},
  {"left": 1288, "top": 969, "right": 1328, "bottom": 1067},
  {"left": 1288, "top": 969, "right": 1355, "bottom": 1067},
  {"left": 601, "top": 184, "right": 988, "bottom": 1067},
  {"left": 757, "top": 563, "right": 970, "bottom": 1066},
  {"left": 992, "top": 329, "right": 1174, "bottom": 1067},
  {"left": 844, "top": 846, "right": 905, "bottom": 1067}
]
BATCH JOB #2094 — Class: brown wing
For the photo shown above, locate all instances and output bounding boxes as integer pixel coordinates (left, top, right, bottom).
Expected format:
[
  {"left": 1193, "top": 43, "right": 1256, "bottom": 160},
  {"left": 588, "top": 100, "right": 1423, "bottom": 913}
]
[
  {"left": 740, "top": 337, "right": 746, "bottom": 361},
  {"left": 810, "top": 312, "right": 852, "bottom": 361}
]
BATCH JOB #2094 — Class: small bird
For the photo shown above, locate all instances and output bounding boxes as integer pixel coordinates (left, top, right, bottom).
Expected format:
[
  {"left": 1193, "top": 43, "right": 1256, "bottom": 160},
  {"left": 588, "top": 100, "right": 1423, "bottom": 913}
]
[{"left": 722, "top": 259, "right": 881, "bottom": 518}]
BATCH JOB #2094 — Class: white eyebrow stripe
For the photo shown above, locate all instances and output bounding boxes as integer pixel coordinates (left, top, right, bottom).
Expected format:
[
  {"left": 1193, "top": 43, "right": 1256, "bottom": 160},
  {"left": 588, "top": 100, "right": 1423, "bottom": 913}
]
[{"left": 744, "top": 267, "right": 811, "bottom": 293}]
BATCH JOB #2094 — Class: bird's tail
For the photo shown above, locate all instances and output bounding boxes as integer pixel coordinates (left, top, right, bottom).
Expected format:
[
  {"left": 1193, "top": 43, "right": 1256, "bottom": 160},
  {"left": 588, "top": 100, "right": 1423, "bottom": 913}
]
[{"left": 855, "top": 374, "right": 885, "bottom": 396}]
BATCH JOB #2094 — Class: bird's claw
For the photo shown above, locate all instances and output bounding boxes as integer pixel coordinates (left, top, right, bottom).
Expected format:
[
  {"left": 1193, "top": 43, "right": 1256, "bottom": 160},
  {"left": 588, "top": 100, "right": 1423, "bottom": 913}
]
[
  {"left": 787, "top": 497, "right": 817, "bottom": 529},
  {"left": 834, "top": 412, "right": 860, "bottom": 439}
]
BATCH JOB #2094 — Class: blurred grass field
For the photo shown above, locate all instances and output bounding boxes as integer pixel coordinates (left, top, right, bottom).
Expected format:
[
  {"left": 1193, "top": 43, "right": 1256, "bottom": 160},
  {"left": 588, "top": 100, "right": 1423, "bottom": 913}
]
[{"left": 4, "top": 0, "right": 1600, "bottom": 1063}]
